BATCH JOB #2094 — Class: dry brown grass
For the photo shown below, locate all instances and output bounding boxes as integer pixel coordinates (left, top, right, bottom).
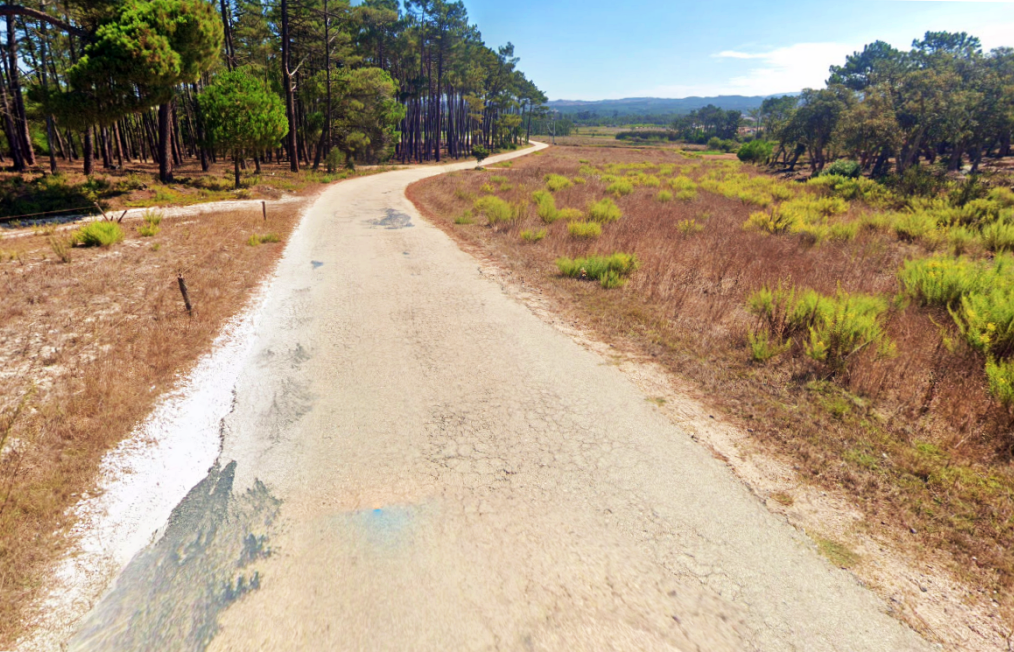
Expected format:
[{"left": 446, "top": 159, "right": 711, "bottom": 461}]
[
  {"left": 0, "top": 202, "right": 305, "bottom": 645},
  {"left": 408, "top": 145, "right": 1014, "bottom": 614}
]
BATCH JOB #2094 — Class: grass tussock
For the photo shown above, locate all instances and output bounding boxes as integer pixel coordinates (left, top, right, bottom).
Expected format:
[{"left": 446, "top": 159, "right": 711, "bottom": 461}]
[
  {"left": 71, "top": 221, "right": 124, "bottom": 247},
  {"left": 567, "top": 221, "right": 602, "bottom": 239}
]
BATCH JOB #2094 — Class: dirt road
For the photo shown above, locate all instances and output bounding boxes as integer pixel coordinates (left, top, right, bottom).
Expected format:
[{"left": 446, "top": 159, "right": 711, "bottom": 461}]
[{"left": 65, "top": 144, "right": 932, "bottom": 651}]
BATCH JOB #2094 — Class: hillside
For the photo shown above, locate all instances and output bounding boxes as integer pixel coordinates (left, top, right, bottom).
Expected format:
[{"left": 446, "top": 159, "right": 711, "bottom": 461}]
[{"left": 547, "top": 95, "right": 788, "bottom": 117}]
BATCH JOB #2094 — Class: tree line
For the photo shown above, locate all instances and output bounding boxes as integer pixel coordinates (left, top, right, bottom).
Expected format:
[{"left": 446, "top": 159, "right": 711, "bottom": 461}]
[
  {"left": 0, "top": 0, "right": 546, "bottom": 184},
  {"left": 758, "top": 32, "right": 1014, "bottom": 175}
]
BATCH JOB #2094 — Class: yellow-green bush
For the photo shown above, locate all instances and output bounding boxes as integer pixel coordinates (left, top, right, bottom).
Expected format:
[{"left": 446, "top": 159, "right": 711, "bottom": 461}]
[
  {"left": 747, "top": 284, "right": 890, "bottom": 373},
  {"left": 587, "top": 198, "right": 622, "bottom": 223},
  {"left": 521, "top": 228, "right": 547, "bottom": 242},
  {"left": 559, "top": 207, "right": 584, "bottom": 221},
  {"left": 985, "top": 357, "right": 1014, "bottom": 407},
  {"left": 677, "top": 219, "right": 703, "bottom": 235},
  {"left": 676, "top": 189, "right": 697, "bottom": 202},
  {"left": 669, "top": 176, "right": 697, "bottom": 192},
  {"left": 71, "top": 221, "right": 124, "bottom": 247},
  {"left": 533, "top": 190, "right": 560, "bottom": 223},
  {"left": 545, "top": 174, "right": 572, "bottom": 192},
  {"left": 606, "top": 179, "right": 634, "bottom": 197},
  {"left": 657, "top": 190, "right": 673, "bottom": 203},
  {"left": 474, "top": 195, "right": 521, "bottom": 224},
  {"left": 556, "top": 253, "right": 639, "bottom": 288},
  {"left": 568, "top": 221, "right": 602, "bottom": 239}
]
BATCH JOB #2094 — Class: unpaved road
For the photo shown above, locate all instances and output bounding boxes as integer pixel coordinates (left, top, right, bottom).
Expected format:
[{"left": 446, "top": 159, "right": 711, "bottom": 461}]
[{"left": 64, "top": 144, "right": 932, "bottom": 651}]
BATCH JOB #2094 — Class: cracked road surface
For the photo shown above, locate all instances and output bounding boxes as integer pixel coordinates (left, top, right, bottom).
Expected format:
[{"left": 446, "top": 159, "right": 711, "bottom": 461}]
[{"left": 68, "top": 144, "right": 931, "bottom": 651}]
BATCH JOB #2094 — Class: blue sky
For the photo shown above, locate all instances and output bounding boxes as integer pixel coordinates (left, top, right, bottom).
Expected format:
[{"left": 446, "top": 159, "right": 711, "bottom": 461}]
[{"left": 462, "top": 0, "right": 1014, "bottom": 100}]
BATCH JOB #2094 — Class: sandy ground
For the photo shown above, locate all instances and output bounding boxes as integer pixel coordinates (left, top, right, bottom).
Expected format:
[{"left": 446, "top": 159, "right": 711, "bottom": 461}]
[{"left": 29, "top": 142, "right": 938, "bottom": 651}]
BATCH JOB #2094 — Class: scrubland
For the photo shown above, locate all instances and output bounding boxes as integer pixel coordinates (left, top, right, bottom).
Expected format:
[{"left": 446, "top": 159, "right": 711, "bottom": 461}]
[
  {"left": 409, "top": 145, "right": 1014, "bottom": 614},
  {"left": 0, "top": 203, "right": 303, "bottom": 643}
]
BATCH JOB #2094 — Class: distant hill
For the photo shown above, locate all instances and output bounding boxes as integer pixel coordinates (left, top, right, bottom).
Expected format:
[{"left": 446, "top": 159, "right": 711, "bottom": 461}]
[{"left": 547, "top": 95, "right": 791, "bottom": 117}]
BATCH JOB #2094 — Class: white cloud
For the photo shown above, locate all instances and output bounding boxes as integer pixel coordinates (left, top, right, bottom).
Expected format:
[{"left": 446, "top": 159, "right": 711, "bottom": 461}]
[{"left": 714, "top": 42, "right": 864, "bottom": 95}]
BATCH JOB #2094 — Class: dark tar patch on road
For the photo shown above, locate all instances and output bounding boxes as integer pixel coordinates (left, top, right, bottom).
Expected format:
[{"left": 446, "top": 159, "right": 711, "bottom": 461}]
[
  {"left": 67, "top": 461, "right": 281, "bottom": 652},
  {"left": 369, "top": 209, "right": 413, "bottom": 229}
]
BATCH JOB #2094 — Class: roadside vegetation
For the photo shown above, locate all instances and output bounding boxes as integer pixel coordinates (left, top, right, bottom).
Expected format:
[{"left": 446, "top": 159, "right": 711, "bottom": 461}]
[
  {"left": 408, "top": 141, "right": 1014, "bottom": 628},
  {"left": 0, "top": 204, "right": 305, "bottom": 643}
]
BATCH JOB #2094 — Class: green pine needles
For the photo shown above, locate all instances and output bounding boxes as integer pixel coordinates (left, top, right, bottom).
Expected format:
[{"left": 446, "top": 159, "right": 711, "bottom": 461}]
[{"left": 199, "top": 69, "right": 289, "bottom": 188}]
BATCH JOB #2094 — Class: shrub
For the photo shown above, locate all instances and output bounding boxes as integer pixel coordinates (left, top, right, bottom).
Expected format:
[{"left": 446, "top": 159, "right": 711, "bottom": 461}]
[
  {"left": 804, "top": 291, "right": 889, "bottom": 372},
  {"left": 326, "top": 147, "right": 346, "bottom": 172},
  {"left": 642, "top": 175, "right": 661, "bottom": 188},
  {"left": 474, "top": 195, "right": 520, "bottom": 224},
  {"left": 545, "top": 174, "right": 573, "bottom": 192},
  {"left": 676, "top": 189, "right": 697, "bottom": 202},
  {"left": 748, "top": 284, "right": 890, "bottom": 373},
  {"left": 559, "top": 208, "right": 584, "bottom": 221},
  {"left": 247, "top": 233, "right": 281, "bottom": 246},
  {"left": 138, "top": 210, "right": 162, "bottom": 237},
  {"left": 982, "top": 221, "right": 1014, "bottom": 252},
  {"left": 747, "top": 328, "right": 789, "bottom": 363},
  {"left": 823, "top": 159, "right": 861, "bottom": 179},
  {"left": 72, "top": 221, "right": 124, "bottom": 247},
  {"left": 737, "top": 140, "right": 773, "bottom": 164},
  {"left": 572, "top": 177, "right": 587, "bottom": 185},
  {"left": 954, "top": 284, "right": 1014, "bottom": 358},
  {"left": 556, "top": 253, "right": 639, "bottom": 288},
  {"left": 985, "top": 357, "right": 1014, "bottom": 407},
  {"left": 899, "top": 256, "right": 994, "bottom": 306},
  {"left": 657, "top": 190, "right": 673, "bottom": 203},
  {"left": 480, "top": 183, "right": 496, "bottom": 194},
  {"left": 606, "top": 179, "right": 634, "bottom": 197},
  {"left": 532, "top": 190, "right": 559, "bottom": 223},
  {"left": 48, "top": 236, "right": 71, "bottom": 263},
  {"left": 568, "top": 221, "right": 602, "bottom": 239},
  {"left": 472, "top": 145, "right": 488, "bottom": 166},
  {"left": 669, "top": 176, "right": 696, "bottom": 191},
  {"left": 707, "top": 137, "right": 723, "bottom": 151},
  {"left": 521, "top": 228, "right": 546, "bottom": 243},
  {"left": 490, "top": 175, "right": 508, "bottom": 184},
  {"left": 587, "top": 198, "right": 622, "bottom": 222},
  {"left": 454, "top": 211, "right": 474, "bottom": 225},
  {"left": 677, "top": 219, "right": 703, "bottom": 235}
]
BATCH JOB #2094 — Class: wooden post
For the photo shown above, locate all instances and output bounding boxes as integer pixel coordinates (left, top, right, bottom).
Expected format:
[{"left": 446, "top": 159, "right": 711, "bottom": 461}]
[
  {"left": 177, "top": 273, "right": 193, "bottom": 315},
  {"left": 262, "top": 200, "right": 267, "bottom": 221}
]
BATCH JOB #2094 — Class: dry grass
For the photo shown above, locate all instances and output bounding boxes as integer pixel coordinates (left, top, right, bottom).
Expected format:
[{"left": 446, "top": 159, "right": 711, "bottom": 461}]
[
  {"left": 409, "top": 145, "right": 1014, "bottom": 615},
  {"left": 0, "top": 202, "right": 304, "bottom": 645}
]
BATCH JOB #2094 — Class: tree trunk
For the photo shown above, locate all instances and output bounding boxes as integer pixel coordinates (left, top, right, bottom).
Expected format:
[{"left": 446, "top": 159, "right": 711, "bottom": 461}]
[
  {"left": 234, "top": 154, "right": 240, "bottom": 188},
  {"left": 280, "top": 0, "right": 298, "bottom": 172},
  {"left": 83, "top": 126, "right": 93, "bottom": 175},
  {"left": 158, "top": 102, "right": 173, "bottom": 183}
]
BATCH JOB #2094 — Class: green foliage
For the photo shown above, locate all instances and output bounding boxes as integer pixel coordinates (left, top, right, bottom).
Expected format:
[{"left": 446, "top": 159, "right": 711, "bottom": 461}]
[
  {"left": 532, "top": 190, "right": 559, "bottom": 222},
  {"left": 520, "top": 228, "right": 546, "bottom": 242},
  {"left": 326, "top": 147, "right": 346, "bottom": 173},
  {"left": 57, "top": 0, "right": 223, "bottom": 126},
  {"left": 737, "top": 140, "right": 773, "bottom": 163},
  {"left": 556, "top": 253, "right": 639, "bottom": 288},
  {"left": 677, "top": 219, "right": 704, "bottom": 235},
  {"left": 567, "top": 221, "right": 602, "bottom": 239},
  {"left": 72, "top": 221, "right": 124, "bottom": 247},
  {"left": 899, "top": 255, "right": 996, "bottom": 306},
  {"left": 472, "top": 145, "right": 488, "bottom": 165},
  {"left": 138, "top": 210, "right": 162, "bottom": 237},
  {"left": 474, "top": 195, "right": 522, "bottom": 224},
  {"left": 747, "top": 328, "right": 789, "bottom": 363},
  {"left": 490, "top": 175, "right": 509, "bottom": 184},
  {"left": 454, "top": 211, "right": 474, "bottom": 225},
  {"left": 587, "top": 198, "right": 622, "bottom": 222},
  {"left": 981, "top": 221, "right": 1014, "bottom": 252},
  {"left": 748, "top": 284, "right": 890, "bottom": 373},
  {"left": 985, "top": 357, "right": 1014, "bottom": 407},
  {"left": 823, "top": 159, "right": 862, "bottom": 179},
  {"left": 545, "top": 174, "right": 572, "bottom": 192},
  {"left": 247, "top": 232, "right": 280, "bottom": 246},
  {"left": 559, "top": 208, "right": 584, "bottom": 221},
  {"left": 199, "top": 69, "right": 288, "bottom": 174},
  {"left": 656, "top": 190, "right": 673, "bottom": 202},
  {"left": 606, "top": 179, "right": 634, "bottom": 197}
]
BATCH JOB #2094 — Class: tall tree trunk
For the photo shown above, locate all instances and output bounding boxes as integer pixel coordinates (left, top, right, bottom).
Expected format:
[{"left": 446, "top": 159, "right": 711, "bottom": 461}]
[
  {"left": 5, "top": 13, "right": 33, "bottom": 165},
  {"left": 280, "top": 0, "right": 298, "bottom": 172},
  {"left": 158, "top": 102, "right": 173, "bottom": 183},
  {"left": 83, "top": 126, "right": 93, "bottom": 175}
]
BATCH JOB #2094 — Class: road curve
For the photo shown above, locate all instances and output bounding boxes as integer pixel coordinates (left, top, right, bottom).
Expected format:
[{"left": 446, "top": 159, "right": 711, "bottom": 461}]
[{"left": 66, "top": 144, "right": 931, "bottom": 651}]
